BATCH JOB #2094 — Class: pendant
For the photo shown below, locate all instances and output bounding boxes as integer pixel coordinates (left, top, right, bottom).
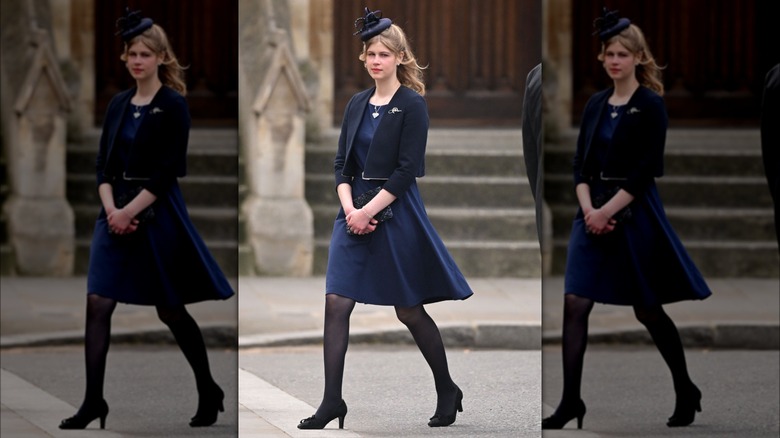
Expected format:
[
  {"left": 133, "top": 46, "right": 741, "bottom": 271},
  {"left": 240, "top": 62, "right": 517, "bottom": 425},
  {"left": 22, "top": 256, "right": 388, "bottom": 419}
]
[
  {"left": 133, "top": 111, "right": 141, "bottom": 119},
  {"left": 610, "top": 111, "right": 618, "bottom": 119},
  {"left": 372, "top": 111, "right": 379, "bottom": 119}
]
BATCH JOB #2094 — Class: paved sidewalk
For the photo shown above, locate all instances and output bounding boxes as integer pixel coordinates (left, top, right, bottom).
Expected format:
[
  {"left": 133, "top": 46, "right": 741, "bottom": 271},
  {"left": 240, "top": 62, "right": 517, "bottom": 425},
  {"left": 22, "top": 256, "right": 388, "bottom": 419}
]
[
  {"left": 2, "top": 276, "right": 777, "bottom": 350},
  {"left": 1, "top": 275, "right": 777, "bottom": 438}
]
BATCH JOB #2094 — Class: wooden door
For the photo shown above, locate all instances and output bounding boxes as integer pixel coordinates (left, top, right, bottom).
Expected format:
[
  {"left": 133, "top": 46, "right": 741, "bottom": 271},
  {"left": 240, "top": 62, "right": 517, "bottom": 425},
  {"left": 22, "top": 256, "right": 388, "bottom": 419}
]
[
  {"left": 95, "top": 0, "right": 238, "bottom": 126},
  {"left": 571, "top": 0, "right": 780, "bottom": 126},
  {"left": 334, "top": 0, "right": 541, "bottom": 126}
]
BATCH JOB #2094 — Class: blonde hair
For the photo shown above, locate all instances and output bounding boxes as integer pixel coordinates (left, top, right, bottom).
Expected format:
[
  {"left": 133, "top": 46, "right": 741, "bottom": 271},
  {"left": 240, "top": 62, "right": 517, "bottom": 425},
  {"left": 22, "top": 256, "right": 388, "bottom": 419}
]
[
  {"left": 120, "top": 24, "right": 187, "bottom": 95},
  {"left": 598, "top": 24, "right": 665, "bottom": 96},
  {"left": 359, "top": 24, "right": 427, "bottom": 96}
]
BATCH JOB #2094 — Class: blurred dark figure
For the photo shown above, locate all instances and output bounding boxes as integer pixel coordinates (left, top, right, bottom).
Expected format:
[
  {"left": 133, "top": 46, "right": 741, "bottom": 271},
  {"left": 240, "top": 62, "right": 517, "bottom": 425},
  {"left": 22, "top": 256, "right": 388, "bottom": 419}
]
[
  {"left": 522, "top": 63, "right": 543, "bottom": 242},
  {"left": 761, "top": 63, "right": 780, "bottom": 253}
]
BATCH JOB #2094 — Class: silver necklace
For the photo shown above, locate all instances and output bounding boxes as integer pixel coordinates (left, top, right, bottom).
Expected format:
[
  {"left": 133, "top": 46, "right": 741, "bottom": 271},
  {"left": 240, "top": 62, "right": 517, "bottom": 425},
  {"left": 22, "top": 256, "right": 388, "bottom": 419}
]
[
  {"left": 372, "top": 104, "right": 383, "bottom": 119},
  {"left": 133, "top": 105, "right": 144, "bottom": 119},
  {"left": 610, "top": 104, "right": 622, "bottom": 119}
]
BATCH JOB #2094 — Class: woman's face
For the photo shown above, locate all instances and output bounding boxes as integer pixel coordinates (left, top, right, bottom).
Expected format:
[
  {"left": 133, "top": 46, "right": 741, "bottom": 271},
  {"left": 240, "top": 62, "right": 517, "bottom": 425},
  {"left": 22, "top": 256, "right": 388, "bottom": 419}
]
[
  {"left": 125, "top": 41, "right": 161, "bottom": 82},
  {"left": 602, "top": 41, "right": 638, "bottom": 82},
  {"left": 364, "top": 41, "right": 399, "bottom": 82}
]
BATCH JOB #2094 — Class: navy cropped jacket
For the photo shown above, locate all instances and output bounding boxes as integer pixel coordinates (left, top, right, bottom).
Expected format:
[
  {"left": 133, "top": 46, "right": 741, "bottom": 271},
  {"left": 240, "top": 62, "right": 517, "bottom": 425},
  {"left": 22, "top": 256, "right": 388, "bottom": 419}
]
[
  {"left": 334, "top": 86, "right": 427, "bottom": 197},
  {"left": 96, "top": 86, "right": 190, "bottom": 197}
]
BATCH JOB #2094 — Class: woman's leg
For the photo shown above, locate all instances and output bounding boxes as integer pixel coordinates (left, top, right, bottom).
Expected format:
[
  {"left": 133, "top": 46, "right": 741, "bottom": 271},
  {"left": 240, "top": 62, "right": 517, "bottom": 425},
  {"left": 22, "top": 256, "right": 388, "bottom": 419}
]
[
  {"left": 543, "top": 293, "right": 593, "bottom": 429},
  {"left": 395, "top": 305, "right": 459, "bottom": 417},
  {"left": 156, "top": 305, "right": 223, "bottom": 426},
  {"left": 315, "top": 293, "right": 355, "bottom": 417},
  {"left": 83, "top": 294, "right": 117, "bottom": 405},
  {"left": 559, "top": 294, "right": 594, "bottom": 405},
  {"left": 633, "top": 305, "right": 701, "bottom": 426},
  {"left": 60, "top": 294, "right": 116, "bottom": 429}
]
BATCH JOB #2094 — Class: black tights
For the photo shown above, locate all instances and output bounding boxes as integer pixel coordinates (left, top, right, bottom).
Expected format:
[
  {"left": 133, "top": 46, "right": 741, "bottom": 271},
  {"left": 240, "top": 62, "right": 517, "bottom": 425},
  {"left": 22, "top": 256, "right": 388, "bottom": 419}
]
[
  {"left": 556, "top": 294, "right": 694, "bottom": 410},
  {"left": 316, "top": 294, "right": 457, "bottom": 417},
  {"left": 79, "top": 294, "right": 216, "bottom": 410}
]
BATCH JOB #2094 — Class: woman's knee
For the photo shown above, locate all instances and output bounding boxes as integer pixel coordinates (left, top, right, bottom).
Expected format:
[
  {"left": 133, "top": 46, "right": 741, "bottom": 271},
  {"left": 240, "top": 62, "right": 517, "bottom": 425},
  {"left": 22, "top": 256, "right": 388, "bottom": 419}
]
[
  {"left": 633, "top": 305, "right": 665, "bottom": 325},
  {"left": 156, "top": 305, "right": 188, "bottom": 325},
  {"left": 395, "top": 305, "right": 424, "bottom": 326}
]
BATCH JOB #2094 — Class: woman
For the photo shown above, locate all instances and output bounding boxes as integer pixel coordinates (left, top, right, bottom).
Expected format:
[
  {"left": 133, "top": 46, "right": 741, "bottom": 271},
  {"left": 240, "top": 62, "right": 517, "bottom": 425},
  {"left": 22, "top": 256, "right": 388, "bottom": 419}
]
[
  {"left": 297, "top": 8, "right": 473, "bottom": 430},
  {"left": 59, "top": 9, "right": 234, "bottom": 430},
  {"left": 542, "top": 9, "right": 712, "bottom": 430}
]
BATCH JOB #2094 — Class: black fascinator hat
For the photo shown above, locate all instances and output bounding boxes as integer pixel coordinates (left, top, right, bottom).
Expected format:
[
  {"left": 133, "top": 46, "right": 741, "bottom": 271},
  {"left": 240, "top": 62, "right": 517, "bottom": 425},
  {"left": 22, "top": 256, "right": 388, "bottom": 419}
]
[
  {"left": 593, "top": 7, "right": 630, "bottom": 41},
  {"left": 353, "top": 7, "right": 392, "bottom": 42},
  {"left": 116, "top": 7, "right": 153, "bottom": 42}
]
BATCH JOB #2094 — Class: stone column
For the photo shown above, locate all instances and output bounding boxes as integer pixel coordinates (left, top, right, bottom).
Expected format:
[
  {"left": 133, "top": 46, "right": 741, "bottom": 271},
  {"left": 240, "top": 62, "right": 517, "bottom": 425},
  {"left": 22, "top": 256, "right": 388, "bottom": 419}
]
[
  {"left": 544, "top": 0, "right": 572, "bottom": 138},
  {"left": 1, "top": 1, "right": 74, "bottom": 275},
  {"left": 240, "top": 0, "right": 314, "bottom": 276}
]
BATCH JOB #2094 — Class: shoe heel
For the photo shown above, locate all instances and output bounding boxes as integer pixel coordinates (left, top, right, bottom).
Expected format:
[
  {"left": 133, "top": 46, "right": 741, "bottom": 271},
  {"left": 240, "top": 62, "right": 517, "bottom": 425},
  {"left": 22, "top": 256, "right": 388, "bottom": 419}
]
[
  {"left": 99, "top": 414, "right": 107, "bottom": 430},
  {"left": 219, "top": 401, "right": 225, "bottom": 413},
  {"left": 338, "top": 415, "right": 345, "bottom": 429},
  {"left": 576, "top": 413, "right": 584, "bottom": 429}
]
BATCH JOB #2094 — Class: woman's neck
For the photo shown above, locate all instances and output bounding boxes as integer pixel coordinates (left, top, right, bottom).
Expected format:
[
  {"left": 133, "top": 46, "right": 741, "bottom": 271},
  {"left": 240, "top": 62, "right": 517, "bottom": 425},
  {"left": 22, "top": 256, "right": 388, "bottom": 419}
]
[
  {"left": 373, "top": 78, "right": 401, "bottom": 104},
  {"left": 134, "top": 77, "right": 163, "bottom": 103},
  {"left": 611, "top": 76, "right": 640, "bottom": 103}
]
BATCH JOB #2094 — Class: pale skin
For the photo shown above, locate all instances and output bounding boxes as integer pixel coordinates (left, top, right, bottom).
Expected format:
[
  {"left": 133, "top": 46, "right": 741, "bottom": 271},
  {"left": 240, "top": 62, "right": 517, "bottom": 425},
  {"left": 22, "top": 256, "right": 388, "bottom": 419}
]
[
  {"left": 102, "top": 41, "right": 162, "bottom": 235},
  {"left": 578, "top": 41, "right": 640, "bottom": 235},
  {"left": 342, "top": 41, "right": 405, "bottom": 235}
]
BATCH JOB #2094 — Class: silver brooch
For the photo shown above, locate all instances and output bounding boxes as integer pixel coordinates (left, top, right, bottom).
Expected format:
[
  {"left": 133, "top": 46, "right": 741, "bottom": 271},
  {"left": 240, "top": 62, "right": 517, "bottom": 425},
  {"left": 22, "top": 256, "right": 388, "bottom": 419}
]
[
  {"left": 628, "top": 107, "right": 640, "bottom": 114},
  {"left": 388, "top": 107, "right": 402, "bottom": 114},
  {"left": 151, "top": 107, "right": 163, "bottom": 114}
]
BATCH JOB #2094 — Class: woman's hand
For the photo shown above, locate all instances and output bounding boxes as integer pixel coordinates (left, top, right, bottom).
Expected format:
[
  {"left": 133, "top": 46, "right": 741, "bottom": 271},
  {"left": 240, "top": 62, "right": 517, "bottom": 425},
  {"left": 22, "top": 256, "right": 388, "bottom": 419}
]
[
  {"left": 584, "top": 208, "right": 616, "bottom": 235},
  {"left": 107, "top": 208, "right": 139, "bottom": 235},
  {"left": 345, "top": 208, "right": 378, "bottom": 235}
]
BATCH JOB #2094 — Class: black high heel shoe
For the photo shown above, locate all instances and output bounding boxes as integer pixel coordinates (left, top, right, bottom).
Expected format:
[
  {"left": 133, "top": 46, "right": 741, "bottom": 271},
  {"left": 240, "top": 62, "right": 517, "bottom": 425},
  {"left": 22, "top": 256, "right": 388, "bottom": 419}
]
[
  {"left": 667, "top": 384, "right": 702, "bottom": 427},
  {"left": 298, "top": 399, "right": 348, "bottom": 429},
  {"left": 189, "top": 384, "right": 225, "bottom": 427},
  {"left": 541, "top": 399, "right": 586, "bottom": 430},
  {"left": 428, "top": 387, "right": 464, "bottom": 427},
  {"left": 59, "top": 399, "right": 109, "bottom": 430}
]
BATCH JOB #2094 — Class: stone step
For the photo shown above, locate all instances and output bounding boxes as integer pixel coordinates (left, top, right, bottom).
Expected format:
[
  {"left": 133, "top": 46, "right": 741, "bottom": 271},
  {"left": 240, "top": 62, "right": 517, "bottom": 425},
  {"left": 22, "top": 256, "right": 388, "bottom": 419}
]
[
  {"left": 72, "top": 204, "right": 238, "bottom": 241},
  {"left": 311, "top": 205, "right": 538, "bottom": 242},
  {"left": 306, "top": 146, "right": 525, "bottom": 178},
  {"left": 73, "top": 238, "right": 239, "bottom": 277},
  {"left": 67, "top": 128, "right": 238, "bottom": 178},
  {"left": 553, "top": 128, "right": 762, "bottom": 150},
  {"left": 67, "top": 174, "right": 238, "bottom": 208},
  {"left": 545, "top": 174, "right": 772, "bottom": 208},
  {"left": 306, "top": 175, "right": 534, "bottom": 208},
  {"left": 545, "top": 146, "right": 765, "bottom": 178},
  {"left": 551, "top": 239, "right": 779, "bottom": 278},
  {"left": 313, "top": 128, "right": 524, "bottom": 150},
  {"left": 304, "top": 128, "right": 533, "bottom": 278},
  {"left": 66, "top": 129, "right": 239, "bottom": 277},
  {"left": 313, "top": 239, "right": 541, "bottom": 278},
  {"left": 551, "top": 206, "right": 777, "bottom": 242},
  {"left": 67, "top": 146, "right": 239, "bottom": 177}
]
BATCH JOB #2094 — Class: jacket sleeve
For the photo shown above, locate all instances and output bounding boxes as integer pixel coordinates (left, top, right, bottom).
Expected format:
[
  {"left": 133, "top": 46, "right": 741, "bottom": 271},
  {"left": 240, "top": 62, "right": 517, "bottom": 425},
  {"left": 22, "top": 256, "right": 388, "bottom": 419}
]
[
  {"left": 334, "top": 96, "right": 354, "bottom": 189},
  {"left": 572, "top": 96, "right": 598, "bottom": 187},
  {"left": 95, "top": 95, "right": 121, "bottom": 188},
  {"left": 382, "top": 93, "right": 429, "bottom": 197},
  {"left": 141, "top": 92, "right": 190, "bottom": 196},
  {"left": 621, "top": 92, "right": 667, "bottom": 196}
]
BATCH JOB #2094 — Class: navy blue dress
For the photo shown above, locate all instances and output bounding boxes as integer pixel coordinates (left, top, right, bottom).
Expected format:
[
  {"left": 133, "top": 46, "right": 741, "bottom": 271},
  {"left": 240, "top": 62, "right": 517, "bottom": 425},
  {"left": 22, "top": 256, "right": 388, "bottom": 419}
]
[
  {"left": 564, "top": 103, "right": 711, "bottom": 306},
  {"left": 325, "top": 103, "right": 473, "bottom": 306},
  {"left": 87, "top": 102, "right": 234, "bottom": 306}
]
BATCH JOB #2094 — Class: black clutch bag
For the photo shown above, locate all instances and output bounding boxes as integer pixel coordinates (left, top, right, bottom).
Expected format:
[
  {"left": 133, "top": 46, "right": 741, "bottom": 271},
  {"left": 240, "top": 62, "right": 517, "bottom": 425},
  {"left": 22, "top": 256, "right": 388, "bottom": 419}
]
[
  {"left": 346, "top": 186, "right": 393, "bottom": 235},
  {"left": 115, "top": 186, "right": 155, "bottom": 223},
  {"left": 592, "top": 186, "right": 632, "bottom": 224}
]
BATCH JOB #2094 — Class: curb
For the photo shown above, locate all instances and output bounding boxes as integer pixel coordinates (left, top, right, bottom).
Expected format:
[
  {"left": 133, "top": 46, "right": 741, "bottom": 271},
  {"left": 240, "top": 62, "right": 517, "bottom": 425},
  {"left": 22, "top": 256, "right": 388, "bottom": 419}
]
[
  {"left": 543, "top": 321, "right": 780, "bottom": 350},
  {"left": 4, "top": 322, "right": 777, "bottom": 351},
  {"left": 239, "top": 322, "right": 542, "bottom": 350},
  {"left": 0, "top": 324, "right": 237, "bottom": 350}
]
